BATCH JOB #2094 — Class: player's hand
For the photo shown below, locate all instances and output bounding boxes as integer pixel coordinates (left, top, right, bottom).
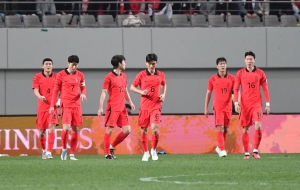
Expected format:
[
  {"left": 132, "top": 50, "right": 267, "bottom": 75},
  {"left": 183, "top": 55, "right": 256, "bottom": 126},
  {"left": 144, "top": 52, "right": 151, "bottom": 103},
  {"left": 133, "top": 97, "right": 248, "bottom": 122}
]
[
  {"left": 235, "top": 104, "right": 241, "bottom": 113},
  {"left": 141, "top": 90, "right": 148, "bottom": 95},
  {"left": 39, "top": 96, "right": 46, "bottom": 102},
  {"left": 252, "top": 13, "right": 257, "bottom": 18},
  {"left": 204, "top": 109, "right": 209, "bottom": 118},
  {"left": 49, "top": 107, "right": 54, "bottom": 114},
  {"left": 130, "top": 103, "right": 136, "bottom": 111},
  {"left": 265, "top": 106, "right": 270, "bottom": 115},
  {"left": 159, "top": 94, "right": 165, "bottom": 102},
  {"left": 97, "top": 108, "right": 103, "bottom": 117},
  {"left": 81, "top": 94, "right": 87, "bottom": 102}
]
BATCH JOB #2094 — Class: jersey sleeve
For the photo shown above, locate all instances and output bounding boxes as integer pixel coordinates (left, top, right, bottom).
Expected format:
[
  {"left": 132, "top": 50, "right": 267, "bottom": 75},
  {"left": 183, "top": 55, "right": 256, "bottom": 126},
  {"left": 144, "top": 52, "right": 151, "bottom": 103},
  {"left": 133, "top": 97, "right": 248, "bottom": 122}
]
[
  {"left": 207, "top": 77, "right": 213, "bottom": 91},
  {"left": 234, "top": 71, "right": 241, "bottom": 103},
  {"left": 50, "top": 73, "right": 62, "bottom": 107},
  {"left": 132, "top": 73, "right": 141, "bottom": 87},
  {"left": 102, "top": 75, "right": 110, "bottom": 89},
  {"left": 161, "top": 72, "right": 166, "bottom": 86},
  {"left": 80, "top": 72, "right": 87, "bottom": 95},
  {"left": 32, "top": 74, "right": 39, "bottom": 89},
  {"left": 260, "top": 70, "right": 270, "bottom": 103}
]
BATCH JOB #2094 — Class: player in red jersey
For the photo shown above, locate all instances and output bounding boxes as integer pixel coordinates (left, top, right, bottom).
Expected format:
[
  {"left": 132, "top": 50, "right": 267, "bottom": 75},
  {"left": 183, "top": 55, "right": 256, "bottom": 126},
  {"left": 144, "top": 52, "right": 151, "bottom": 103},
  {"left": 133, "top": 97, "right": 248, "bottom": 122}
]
[
  {"left": 130, "top": 53, "right": 167, "bottom": 161},
  {"left": 97, "top": 55, "right": 135, "bottom": 160},
  {"left": 49, "top": 55, "right": 87, "bottom": 161},
  {"left": 234, "top": 51, "right": 270, "bottom": 160},
  {"left": 204, "top": 57, "right": 235, "bottom": 158},
  {"left": 32, "top": 58, "right": 59, "bottom": 159}
]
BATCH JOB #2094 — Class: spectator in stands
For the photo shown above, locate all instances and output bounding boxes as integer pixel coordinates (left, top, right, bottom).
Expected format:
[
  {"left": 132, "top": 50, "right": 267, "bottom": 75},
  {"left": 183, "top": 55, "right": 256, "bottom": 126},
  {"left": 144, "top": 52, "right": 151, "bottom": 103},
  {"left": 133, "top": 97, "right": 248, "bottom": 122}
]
[
  {"left": 181, "top": 0, "right": 200, "bottom": 15},
  {"left": 148, "top": 3, "right": 173, "bottom": 19},
  {"left": 238, "top": 0, "right": 260, "bottom": 18},
  {"left": 36, "top": 0, "right": 57, "bottom": 20},
  {"left": 87, "top": 0, "right": 119, "bottom": 19},
  {"left": 292, "top": 0, "right": 299, "bottom": 20},
  {"left": 269, "top": 0, "right": 293, "bottom": 18},
  {"left": 258, "top": 0, "right": 270, "bottom": 16},
  {"left": 215, "top": 0, "right": 239, "bottom": 18},
  {"left": 198, "top": 0, "right": 216, "bottom": 19},
  {"left": 0, "top": 0, "right": 4, "bottom": 22},
  {"left": 55, "top": 0, "right": 80, "bottom": 16}
]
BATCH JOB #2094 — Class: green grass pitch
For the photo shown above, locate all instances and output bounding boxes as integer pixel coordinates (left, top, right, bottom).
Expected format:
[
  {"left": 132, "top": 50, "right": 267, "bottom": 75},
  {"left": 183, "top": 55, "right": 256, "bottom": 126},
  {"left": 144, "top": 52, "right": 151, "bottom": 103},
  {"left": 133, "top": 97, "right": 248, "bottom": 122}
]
[{"left": 0, "top": 154, "right": 299, "bottom": 190}]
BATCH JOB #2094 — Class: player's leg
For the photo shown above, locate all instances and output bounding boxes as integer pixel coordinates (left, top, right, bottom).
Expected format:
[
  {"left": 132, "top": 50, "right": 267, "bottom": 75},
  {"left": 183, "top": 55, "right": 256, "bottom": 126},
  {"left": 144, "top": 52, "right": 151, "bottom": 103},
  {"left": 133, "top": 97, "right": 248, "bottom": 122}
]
[
  {"left": 214, "top": 110, "right": 226, "bottom": 157},
  {"left": 110, "top": 108, "right": 130, "bottom": 159},
  {"left": 252, "top": 107, "right": 263, "bottom": 159},
  {"left": 104, "top": 108, "right": 117, "bottom": 160},
  {"left": 47, "top": 109, "right": 58, "bottom": 159},
  {"left": 61, "top": 107, "right": 72, "bottom": 161},
  {"left": 39, "top": 129, "right": 47, "bottom": 159},
  {"left": 69, "top": 126, "right": 79, "bottom": 160},
  {"left": 242, "top": 126, "right": 250, "bottom": 159},
  {"left": 36, "top": 112, "right": 48, "bottom": 159},
  {"left": 239, "top": 106, "right": 252, "bottom": 160},
  {"left": 150, "top": 109, "right": 161, "bottom": 161},
  {"left": 138, "top": 110, "right": 151, "bottom": 161}
]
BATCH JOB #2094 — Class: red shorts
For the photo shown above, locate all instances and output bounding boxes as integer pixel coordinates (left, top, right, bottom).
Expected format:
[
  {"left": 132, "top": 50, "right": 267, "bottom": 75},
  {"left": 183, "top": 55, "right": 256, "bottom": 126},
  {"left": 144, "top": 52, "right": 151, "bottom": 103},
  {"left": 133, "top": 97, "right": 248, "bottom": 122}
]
[
  {"left": 36, "top": 110, "right": 59, "bottom": 130},
  {"left": 138, "top": 109, "right": 161, "bottom": 127},
  {"left": 105, "top": 107, "right": 129, "bottom": 127},
  {"left": 239, "top": 105, "right": 263, "bottom": 126},
  {"left": 214, "top": 109, "right": 232, "bottom": 127},
  {"left": 61, "top": 107, "right": 83, "bottom": 126}
]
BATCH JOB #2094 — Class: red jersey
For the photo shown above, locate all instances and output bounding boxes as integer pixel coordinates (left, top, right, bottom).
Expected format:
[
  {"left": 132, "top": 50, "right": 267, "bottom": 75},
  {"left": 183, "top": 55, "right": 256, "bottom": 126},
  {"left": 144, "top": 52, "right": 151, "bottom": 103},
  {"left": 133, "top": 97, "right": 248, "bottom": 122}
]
[
  {"left": 207, "top": 73, "right": 235, "bottom": 111},
  {"left": 234, "top": 66, "right": 270, "bottom": 107},
  {"left": 103, "top": 71, "right": 127, "bottom": 111},
  {"left": 51, "top": 69, "right": 86, "bottom": 108},
  {"left": 32, "top": 72, "right": 57, "bottom": 112},
  {"left": 132, "top": 69, "right": 166, "bottom": 111}
]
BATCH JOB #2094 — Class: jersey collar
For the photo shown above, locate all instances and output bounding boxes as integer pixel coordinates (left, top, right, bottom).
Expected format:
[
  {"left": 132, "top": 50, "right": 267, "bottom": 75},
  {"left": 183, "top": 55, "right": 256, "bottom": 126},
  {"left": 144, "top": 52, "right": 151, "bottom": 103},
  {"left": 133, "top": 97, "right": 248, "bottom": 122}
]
[
  {"left": 112, "top": 70, "right": 122, "bottom": 76},
  {"left": 146, "top": 69, "right": 158, "bottom": 75},
  {"left": 42, "top": 71, "right": 53, "bottom": 77},
  {"left": 65, "top": 68, "right": 76, "bottom": 75},
  {"left": 217, "top": 72, "right": 227, "bottom": 78},
  {"left": 246, "top": 66, "right": 256, "bottom": 72}
]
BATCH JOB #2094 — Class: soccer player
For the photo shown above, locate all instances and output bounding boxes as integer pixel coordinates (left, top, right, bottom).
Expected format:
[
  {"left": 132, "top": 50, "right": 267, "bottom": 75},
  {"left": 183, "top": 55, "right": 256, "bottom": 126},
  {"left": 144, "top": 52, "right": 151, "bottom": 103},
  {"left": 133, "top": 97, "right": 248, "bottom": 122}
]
[
  {"left": 234, "top": 51, "right": 270, "bottom": 160},
  {"left": 49, "top": 55, "right": 87, "bottom": 161},
  {"left": 204, "top": 57, "right": 235, "bottom": 158},
  {"left": 130, "top": 53, "right": 167, "bottom": 161},
  {"left": 97, "top": 55, "right": 135, "bottom": 160},
  {"left": 32, "top": 58, "right": 59, "bottom": 159}
]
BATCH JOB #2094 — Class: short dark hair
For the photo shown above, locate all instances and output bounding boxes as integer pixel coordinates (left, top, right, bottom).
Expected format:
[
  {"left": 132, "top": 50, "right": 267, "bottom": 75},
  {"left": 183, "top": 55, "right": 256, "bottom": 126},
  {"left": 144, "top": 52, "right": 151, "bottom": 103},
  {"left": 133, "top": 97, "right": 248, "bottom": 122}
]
[
  {"left": 42, "top": 58, "right": 53, "bottom": 65},
  {"left": 245, "top": 51, "right": 255, "bottom": 59},
  {"left": 146, "top": 53, "right": 158, "bottom": 62},
  {"left": 68, "top": 55, "right": 79, "bottom": 63},
  {"left": 111, "top": 55, "right": 125, "bottom": 68},
  {"left": 216, "top": 57, "right": 227, "bottom": 65}
]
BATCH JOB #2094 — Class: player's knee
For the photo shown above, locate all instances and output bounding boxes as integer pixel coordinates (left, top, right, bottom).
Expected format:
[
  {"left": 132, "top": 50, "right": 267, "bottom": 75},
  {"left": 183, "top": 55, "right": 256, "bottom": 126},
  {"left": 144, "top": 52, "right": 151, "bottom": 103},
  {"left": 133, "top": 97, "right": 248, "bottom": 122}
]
[
  {"left": 216, "top": 126, "right": 224, "bottom": 132},
  {"left": 255, "top": 122, "right": 262, "bottom": 130},
  {"left": 242, "top": 127, "right": 250, "bottom": 133},
  {"left": 39, "top": 130, "right": 46, "bottom": 138},
  {"left": 122, "top": 126, "right": 131, "bottom": 135}
]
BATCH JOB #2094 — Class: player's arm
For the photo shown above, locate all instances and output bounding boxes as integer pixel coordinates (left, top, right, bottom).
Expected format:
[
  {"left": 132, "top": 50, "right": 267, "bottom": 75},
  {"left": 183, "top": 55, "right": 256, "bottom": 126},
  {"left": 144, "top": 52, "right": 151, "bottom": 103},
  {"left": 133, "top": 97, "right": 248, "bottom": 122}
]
[
  {"left": 80, "top": 74, "right": 87, "bottom": 101},
  {"left": 33, "top": 88, "right": 46, "bottom": 102},
  {"left": 130, "top": 74, "right": 148, "bottom": 95},
  {"left": 97, "top": 89, "right": 107, "bottom": 116},
  {"left": 159, "top": 84, "right": 167, "bottom": 102},
  {"left": 234, "top": 72, "right": 241, "bottom": 113},
  {"left": 261, "top": 72, "right": 270, "bottom": 114},
  {"left": 204, "top": 90, "right": 212, "bottom": 118},
  {"left": 49, "top": 75, "right": 61, "bottom": 114},
  {"left": 124, "top": 88, "right": 135, "bottom": 111}
]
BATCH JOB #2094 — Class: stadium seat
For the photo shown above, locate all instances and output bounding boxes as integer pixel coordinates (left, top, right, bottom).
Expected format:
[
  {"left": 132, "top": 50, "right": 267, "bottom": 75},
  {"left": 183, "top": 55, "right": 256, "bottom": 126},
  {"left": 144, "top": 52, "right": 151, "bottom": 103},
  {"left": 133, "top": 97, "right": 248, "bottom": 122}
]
[
  {"left": 280, "top": 15, "right": 298, "bottom": 27},
  {"left": 61, "top": 15, "right": 79, "bottom": 28},
  {"left": 154, "top": 14, "right": 172, "bottom": 27},
  {"left": 171, "top": 14, "right": 190, "bottom": 27},
  {"left": 5, "top": 15, "right": 23, "bottom": 28},
  {"left": 42, "top": 15, "right": 61, "bottom": 28},
  {"left": 80, "top": 15, "right": 98, "bottom": 27},
  {"left": 0, "top": 18, "right": 4, "bottom": 28},
  {"left": 227, "top": 15, "right": 244, "bottom": 27},
  {"left": 136, "top": 14, "right": 153, "bottom": 27},
  {"left": 263, "top": 15, "right": 280, "bottom": 27},
  {"left": 244, "top": 17, "right": 263, "bottom": 27},
  {"left": 117, "top": 15, "right": 128, "bottom": 27},
  {"left": 208, "top": 15, "right": 226, "bottom": 27},
  {"left": 98, "top": 15, "right": 116, "bottom": 27},
  {"left": 190, "top": 15, "right": 207, "bottom": 27},
  {"left": 23, "top": 15, "right": 42, "bottom": 28}
]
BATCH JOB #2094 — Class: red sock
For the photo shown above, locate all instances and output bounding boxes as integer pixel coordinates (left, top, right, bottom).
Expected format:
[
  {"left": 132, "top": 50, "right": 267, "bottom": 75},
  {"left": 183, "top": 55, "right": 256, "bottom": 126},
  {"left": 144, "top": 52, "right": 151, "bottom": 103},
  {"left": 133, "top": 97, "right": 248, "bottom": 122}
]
[
  {"left": 111, "top": 131, "right": 128, "bottom": 148},
  {"left": 217, "top": 132, "right": 225, "bottom": 151},
  {"left": 223, "top": 132, "right": 227, "bottom": 142},
  {"left": 151, "top": 134, "right": 159, "bottom": 150},
  {"left": 70, "top": 133, "right": 78, "bottom": 154},
  {"left": 48, "top": 132, "right": 55, "bottom": 152},
  {"left": 242, "top": 133, "right": 249, "bottom": 152},
  {"left": 104, "top": 133, "right": 111, "bottom": 155},
  {"left": 39, "top": 137, "right": 46, "bottom": 150},
  {"left": 61, "top": 130, "right": 68, "bottom": 149},
  {"left": 254, "top": 130, "right": 262, "bottom": 149},
  {"left": 141, "top": 134, "right": 148, "bottom": 152}
]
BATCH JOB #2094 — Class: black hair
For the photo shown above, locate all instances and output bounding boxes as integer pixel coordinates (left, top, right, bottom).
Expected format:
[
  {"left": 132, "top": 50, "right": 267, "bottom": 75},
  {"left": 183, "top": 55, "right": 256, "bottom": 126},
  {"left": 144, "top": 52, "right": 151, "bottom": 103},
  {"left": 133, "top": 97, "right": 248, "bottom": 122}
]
[
  {"left": 125, "top": 104, "right": 132, "bottom": 110},
  {"left": 216, "top": 57, "right": 227, "bottom": 65},
  {"left": 68, "top": 55, "right": 79, "bottom": 63},
  {"left": 111, "top": 55, "right": 125, "bottom": 69},
  {"left": 146, "top": 53, "right": 158, "bottom": 62},
  {"left": 42, "top": 58, "right": 53, "bottom": 65},
  {"left": 245, "top": 51, "right": 255, "bottom": 59}
]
